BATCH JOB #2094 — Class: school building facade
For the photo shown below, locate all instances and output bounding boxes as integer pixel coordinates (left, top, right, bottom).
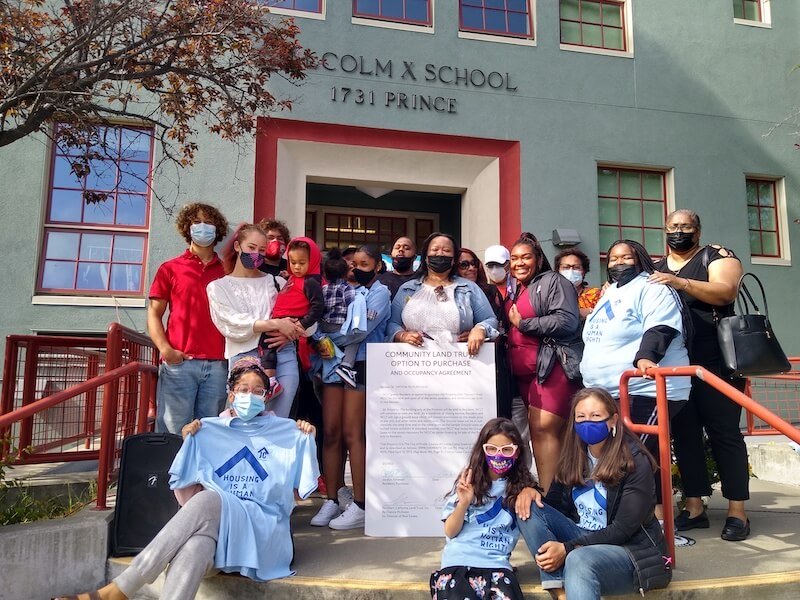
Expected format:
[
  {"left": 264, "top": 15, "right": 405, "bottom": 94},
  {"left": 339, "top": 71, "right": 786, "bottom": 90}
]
[{"left": 1, "top": 0, "right": 799, "bottom": 366}]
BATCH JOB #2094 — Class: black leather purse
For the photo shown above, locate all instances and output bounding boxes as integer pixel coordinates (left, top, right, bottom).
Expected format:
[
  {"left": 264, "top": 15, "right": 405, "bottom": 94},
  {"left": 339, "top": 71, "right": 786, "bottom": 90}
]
[{"left": 717, "top": 273, "right": 791, "bottom": 377}]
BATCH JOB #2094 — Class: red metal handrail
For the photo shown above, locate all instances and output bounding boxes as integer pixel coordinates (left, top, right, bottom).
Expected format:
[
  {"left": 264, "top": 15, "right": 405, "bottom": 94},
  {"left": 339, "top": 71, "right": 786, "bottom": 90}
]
[
  {"left": 0, "top": 361, "right": 157, "bottom": 509},
  {"left": 619, "top": 365, "right": 800, "bottom": 567}
]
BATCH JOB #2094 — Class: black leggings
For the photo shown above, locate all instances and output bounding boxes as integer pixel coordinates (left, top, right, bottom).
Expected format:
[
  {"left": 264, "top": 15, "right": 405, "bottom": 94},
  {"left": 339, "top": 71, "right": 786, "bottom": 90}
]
[
  {"left": 671, "top": 373, "right": 749, "bottom": 501},
  {"left": 629, "top": 395, "right": 686, "bottom": 502}
]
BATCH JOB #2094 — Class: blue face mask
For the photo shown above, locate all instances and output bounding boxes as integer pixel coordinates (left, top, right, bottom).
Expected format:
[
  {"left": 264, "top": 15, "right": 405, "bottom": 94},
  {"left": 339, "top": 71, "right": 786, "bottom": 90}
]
[
  {"left": 574, "top": 417, "right": 612, "bottom": 445},
  {"left": 231, "top": 392, "right": 266, "bottom": 421},
  {"left": 190, "top": 223, "right": 217, "bottom": 247}
]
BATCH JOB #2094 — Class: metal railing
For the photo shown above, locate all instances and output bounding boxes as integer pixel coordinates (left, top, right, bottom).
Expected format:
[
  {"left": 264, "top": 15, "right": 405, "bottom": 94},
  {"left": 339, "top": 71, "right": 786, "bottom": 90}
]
[
  {"left": 0, "top": 323, "right": 159, "bottom": 509},
  {"left": 0, "top": 362, "right": 157, "bottom": 509},
  {"left": 619, "top": 365, "right": 800, "bottom": 567},
  {"left": 745, "top": 357, "right": 800, "bottom": 435}
]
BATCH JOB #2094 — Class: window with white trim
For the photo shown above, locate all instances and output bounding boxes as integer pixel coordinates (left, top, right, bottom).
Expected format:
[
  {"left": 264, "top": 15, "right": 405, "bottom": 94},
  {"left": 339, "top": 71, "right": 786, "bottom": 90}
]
[
  {"left": 267, "top": 0, "right": 323, "bottom": 15},
  {"left": 560, "top": 0, "right": 631, "bottom": 54},
  {"left": 353, "top": 0, "right": 432, "bottom": 26},
  {"left": 38, "top": 124, "right": 153, "bottom": 296},
  {"left": 733, "top": 0, "right": 771, "bottom": 25},
  {"left": 746, "top": 177, "right": 788, "bottom": 260},
  {"left": 459, "top": 1, "right": 534, "bottom": 39}
]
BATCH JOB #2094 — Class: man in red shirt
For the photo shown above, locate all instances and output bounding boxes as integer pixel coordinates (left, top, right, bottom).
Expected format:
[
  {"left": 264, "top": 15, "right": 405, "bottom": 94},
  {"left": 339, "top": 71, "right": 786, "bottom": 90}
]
[{"left": 147, "top": 203, "right": 230, "bottom": 433}]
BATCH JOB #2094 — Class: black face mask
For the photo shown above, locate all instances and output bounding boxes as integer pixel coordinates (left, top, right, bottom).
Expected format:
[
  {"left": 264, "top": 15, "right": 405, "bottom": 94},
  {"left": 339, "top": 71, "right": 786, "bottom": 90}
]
[
  {"left": 608, "top": 264, "right": 639, "bottom": 286},
  {"left": 427, "top": 255, "right": 454, "bottom": 274},
  {"left": 666, "top": 231, "right": 697, "bottom": 252},
  {"left": 392, "top": 256, "right": 414, "bottom": 273},
  {"left": 352, "top": 267, "right": 375, "bottom": 286}
]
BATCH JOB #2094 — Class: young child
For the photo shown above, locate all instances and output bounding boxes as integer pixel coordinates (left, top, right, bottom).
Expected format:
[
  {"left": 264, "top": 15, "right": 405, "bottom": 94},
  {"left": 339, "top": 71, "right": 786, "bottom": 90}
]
[
  {"left": 430, "top": 418, "right": 537, "bottom": 600},
  {"left": 258, "top": 237, "right": 324, "bottom": 381},
  {"left": 313, "top": 248, "right": 368, "bottom": 388}
]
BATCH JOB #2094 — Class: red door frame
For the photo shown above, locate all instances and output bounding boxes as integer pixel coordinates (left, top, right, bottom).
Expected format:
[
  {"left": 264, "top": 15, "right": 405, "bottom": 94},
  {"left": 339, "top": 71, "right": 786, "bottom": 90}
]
[{"left": 254, "top": 118, "right": 521, "bottom": 247}]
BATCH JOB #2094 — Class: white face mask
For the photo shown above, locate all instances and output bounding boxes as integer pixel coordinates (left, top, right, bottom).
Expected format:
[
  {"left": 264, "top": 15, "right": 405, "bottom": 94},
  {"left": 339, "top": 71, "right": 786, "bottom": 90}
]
[
  {"left": 560, "top": 269, "right": 583, "bottom": 285},
  {"left": 487, "top": 266, "right": 507, "bottom": 283}
]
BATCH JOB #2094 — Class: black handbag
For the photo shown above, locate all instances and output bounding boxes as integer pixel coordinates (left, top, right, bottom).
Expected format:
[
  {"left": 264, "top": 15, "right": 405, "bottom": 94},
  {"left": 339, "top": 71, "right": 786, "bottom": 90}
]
[{"left": 716, "top": 272, "right": 791, "bottom": 377}]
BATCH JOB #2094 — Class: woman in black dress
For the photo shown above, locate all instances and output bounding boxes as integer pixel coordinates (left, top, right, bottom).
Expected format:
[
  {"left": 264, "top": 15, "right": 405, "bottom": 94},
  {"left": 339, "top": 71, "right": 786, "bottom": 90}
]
[{"left": 649, "top": 209, "right": 750, "bottom": 541}]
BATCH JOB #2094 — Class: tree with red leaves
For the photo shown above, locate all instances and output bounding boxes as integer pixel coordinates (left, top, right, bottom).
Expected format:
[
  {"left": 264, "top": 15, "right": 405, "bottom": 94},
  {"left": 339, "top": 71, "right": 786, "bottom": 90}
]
[{"left": 0, "top": 0, "right": 315, "bottom": 203}]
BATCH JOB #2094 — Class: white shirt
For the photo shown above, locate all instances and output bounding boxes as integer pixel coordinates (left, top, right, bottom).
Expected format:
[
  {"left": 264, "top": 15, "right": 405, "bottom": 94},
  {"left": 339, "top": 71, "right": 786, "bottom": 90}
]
[
  {"left": 206, "top": 274, "right": 281, "bottom": 358},
  {"left": 402, "top": 282, "right": 460, "bottom": 342}
]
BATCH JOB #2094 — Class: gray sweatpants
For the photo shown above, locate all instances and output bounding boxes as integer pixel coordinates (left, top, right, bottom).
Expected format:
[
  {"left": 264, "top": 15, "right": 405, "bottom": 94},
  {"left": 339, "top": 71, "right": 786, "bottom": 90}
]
[{"left": 114, "top": 489, "right": 221, "bottom": 600}]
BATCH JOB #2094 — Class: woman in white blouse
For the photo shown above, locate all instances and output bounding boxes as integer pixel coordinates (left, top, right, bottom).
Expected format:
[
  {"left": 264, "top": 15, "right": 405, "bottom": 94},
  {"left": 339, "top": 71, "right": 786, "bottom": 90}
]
[
  {"left": 206, "top": 224, "right": 304, "bottom": 417},
  {"left": 386, "top": 233, "right": 498, "bottom": 356}
]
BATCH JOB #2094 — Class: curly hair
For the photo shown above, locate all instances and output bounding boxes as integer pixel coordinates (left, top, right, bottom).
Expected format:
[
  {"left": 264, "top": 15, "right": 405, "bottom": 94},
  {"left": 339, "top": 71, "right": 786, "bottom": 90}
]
[
  {"left": 175, "top": 203, "right": 229, "bottom": 245},
  {"left": 257, "top": 218, "right": 291, "bottom": 243},
  {"left": 227, "top": 356, "right": 271, "bottom": 392},
  {"left": 554, "top": 248, "right": 591, "bottom": 274}
]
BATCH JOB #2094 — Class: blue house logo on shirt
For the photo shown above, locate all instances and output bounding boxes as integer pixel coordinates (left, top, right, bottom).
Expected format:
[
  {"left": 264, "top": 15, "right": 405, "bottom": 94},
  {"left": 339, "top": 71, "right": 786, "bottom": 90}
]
[
  {"left": 257, "top": 447, "right": 269, "bottom": 459},
  {"left": 215, "top": 446, "right": 269, "bottom": 481}
]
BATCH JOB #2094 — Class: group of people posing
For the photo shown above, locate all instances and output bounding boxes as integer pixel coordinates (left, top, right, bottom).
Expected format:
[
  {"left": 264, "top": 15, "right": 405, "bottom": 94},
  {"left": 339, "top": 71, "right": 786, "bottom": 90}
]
[{"left": 80, "top": 202, "right": 751, "bottom": 600}]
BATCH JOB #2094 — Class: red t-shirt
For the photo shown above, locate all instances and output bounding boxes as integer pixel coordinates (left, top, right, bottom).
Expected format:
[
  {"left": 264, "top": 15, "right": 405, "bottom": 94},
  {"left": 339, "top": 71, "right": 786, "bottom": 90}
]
[{"left": 149, "top": 250, "right": 225, "bottom": 360}]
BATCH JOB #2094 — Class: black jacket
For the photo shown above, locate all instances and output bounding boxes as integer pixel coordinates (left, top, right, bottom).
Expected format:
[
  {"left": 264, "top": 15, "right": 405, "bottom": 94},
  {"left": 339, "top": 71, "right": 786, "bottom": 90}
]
[
  {"left": 515, "top": 270, "right": 581, "bottom": 383},
  {"left": 544, "top": 442, "right": 672, "bottom": 594}
]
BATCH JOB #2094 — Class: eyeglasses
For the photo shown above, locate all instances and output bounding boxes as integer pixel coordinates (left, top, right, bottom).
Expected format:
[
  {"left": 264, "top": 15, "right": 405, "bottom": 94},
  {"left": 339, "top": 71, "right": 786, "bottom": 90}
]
[
  {"left": 559, "top": 265, "right": 583, "bottom": 272},
  {"left": 434, "top": 285, "right": 448, "bottom": 302},
  {"left": 232, "top": 385, "right": 268, "bottom": 398},
  {"left": 458, "top": 259, "right": 479, "bottom": 270},
  {"left": 664, "top": 224, "right": 697, "bottom": 233},
  {"left": 483, "top": 443, "right": 518, "bottom": 457}
]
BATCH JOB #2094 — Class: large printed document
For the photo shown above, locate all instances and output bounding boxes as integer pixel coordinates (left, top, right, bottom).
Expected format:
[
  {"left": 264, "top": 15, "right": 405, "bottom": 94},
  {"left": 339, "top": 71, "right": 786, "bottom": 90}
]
[{"left": 365, "top": 342, "right": 496, "bottom": 537}]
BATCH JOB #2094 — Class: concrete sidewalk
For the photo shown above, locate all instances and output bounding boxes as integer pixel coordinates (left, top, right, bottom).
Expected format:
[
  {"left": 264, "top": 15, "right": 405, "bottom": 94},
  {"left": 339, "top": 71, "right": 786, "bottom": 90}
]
[{"left": 108, "top": 477, "right": 800, "bottom": 599}]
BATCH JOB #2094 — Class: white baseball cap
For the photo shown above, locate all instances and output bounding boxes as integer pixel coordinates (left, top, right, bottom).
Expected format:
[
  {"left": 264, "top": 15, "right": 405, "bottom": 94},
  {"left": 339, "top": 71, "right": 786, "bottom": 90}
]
[{"left": 484, "top": 245, "right": 510, "bottom": 265}]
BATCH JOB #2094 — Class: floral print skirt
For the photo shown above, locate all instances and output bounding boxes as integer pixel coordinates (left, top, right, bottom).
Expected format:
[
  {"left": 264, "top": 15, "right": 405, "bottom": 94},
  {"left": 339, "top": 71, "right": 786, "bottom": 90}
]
[{"left": 430, "top": 566, "right": 524, "bottom": 600}]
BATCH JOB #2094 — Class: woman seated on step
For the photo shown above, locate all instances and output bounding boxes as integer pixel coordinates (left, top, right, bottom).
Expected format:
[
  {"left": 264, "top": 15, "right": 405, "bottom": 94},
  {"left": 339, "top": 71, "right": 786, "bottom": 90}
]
[{"left": 58, "top": 357, "right": 320, "bottom": 600}]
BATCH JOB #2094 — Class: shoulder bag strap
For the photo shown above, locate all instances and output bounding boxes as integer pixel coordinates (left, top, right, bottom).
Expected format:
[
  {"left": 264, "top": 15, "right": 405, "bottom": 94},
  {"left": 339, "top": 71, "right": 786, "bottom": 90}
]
[{"left": 736, "top": 272, "right": 767, "bottom": 317}]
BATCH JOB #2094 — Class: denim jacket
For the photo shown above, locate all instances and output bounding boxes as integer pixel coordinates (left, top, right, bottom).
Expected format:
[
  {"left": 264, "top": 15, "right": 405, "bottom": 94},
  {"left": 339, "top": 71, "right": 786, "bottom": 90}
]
[{"left": 386, "top": 276, "right": 499, "bottom": 342}]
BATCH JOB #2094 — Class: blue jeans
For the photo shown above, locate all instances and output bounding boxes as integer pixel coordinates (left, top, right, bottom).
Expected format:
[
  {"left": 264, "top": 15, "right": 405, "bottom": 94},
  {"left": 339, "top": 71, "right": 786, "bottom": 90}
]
[
  {"left": 228, "top": 344, "right": 298, "bottom": 419},
  {"left": 155, "top": 359, "right": 228, "bottom": 434},
  {"left": 518, "top": 503, "right": 636, "bottom": 600}
]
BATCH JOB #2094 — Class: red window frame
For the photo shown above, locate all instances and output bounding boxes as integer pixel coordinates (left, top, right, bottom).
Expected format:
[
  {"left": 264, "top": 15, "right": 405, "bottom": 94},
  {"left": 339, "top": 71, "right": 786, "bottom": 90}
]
[
  {"left": 746, "top": 178, "right": 781, "bottom": 258},
  {"left": 458, "top": 1, "right": 534, "bottom": 39},
  {"left": 734, "top": 0, "right": 763, "bottom": 22},
  {"left": 597, "top": 166, "right": 667, "bottom": 265},
  {"left": 267, "top": 0, "right": 323, "bottom": 13},
  {"left": 560, "top": 0, "right": 626, "bottom": 51},
  {"left": 38, "top": 124, "right": 153, "bottom": 296},
  {"left": 352, "top": 0, "right": 432, "bottom": 26}
]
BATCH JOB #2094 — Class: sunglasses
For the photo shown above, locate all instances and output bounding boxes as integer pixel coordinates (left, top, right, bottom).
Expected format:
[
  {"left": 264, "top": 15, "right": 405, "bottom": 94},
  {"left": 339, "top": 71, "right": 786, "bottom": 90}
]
[
  {"left": 458, "top": 259, "right": 479, "bottom": 269},
  {"left": 434, "top": 285, "right": 448, "bottom": 302},
  {"left": 483, "top": 443, "right": 518, "bottom": 458}
]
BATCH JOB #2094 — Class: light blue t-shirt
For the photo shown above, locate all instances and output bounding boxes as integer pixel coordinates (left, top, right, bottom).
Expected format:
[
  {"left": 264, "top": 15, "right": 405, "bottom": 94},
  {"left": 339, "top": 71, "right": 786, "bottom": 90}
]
[
  {"left": 440, "top": 478, "right": 519, "bottom": 570},
  {"left": 580, "top": 272, "right": 691, "bottom": 400},
  {"left": 572, "top": 453, "right": 608, "bottom": 531},
  {"left": 169, "top": 415, "right": 319, "bottom": 582}
]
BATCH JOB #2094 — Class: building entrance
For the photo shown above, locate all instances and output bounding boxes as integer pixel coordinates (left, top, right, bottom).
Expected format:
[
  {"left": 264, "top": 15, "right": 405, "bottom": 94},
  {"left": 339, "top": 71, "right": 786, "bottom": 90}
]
[{"left": 304, "top": 183, "right": 461, "bottom": 253}]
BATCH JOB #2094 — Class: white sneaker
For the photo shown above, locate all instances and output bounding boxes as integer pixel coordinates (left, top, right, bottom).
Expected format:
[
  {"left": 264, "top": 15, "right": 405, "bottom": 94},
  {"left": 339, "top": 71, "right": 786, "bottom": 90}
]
[
  {"left": 328, "top": 502, "right": 365, "bottom": 530},
  {"left": 337, "top": 485, "right": 354, "bottom": 509},
  {"left": 310, "top": 499, "right": 341, "bottom": 527}
]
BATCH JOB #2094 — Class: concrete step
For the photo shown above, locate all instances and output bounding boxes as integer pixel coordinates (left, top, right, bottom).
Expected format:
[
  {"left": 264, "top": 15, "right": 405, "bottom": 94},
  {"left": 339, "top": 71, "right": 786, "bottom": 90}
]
[
  {"left": 106, "top": 478, "right": 800, "bottom": 600},
  {"left": 745, "top": 435, "right": 800, "bottom": 486}
]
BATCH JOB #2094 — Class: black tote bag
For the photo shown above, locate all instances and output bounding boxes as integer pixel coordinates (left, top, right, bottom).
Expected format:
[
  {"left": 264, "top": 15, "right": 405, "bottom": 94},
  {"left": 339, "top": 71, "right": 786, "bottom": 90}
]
[{"left": 717, "top": 272, "right": 791, "bottom": 377}]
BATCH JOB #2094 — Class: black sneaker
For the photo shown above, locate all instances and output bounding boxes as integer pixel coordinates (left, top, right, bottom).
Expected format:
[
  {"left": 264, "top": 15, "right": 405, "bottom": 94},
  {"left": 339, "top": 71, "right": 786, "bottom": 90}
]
[
  {"left": 335, "top": 365, "right": 358, "bottom": 388},
  {"left": 721, "top": 517, "right": 750, "bottom": 541},
  {"left": 674, "top": 509, "right": 710, "bottom": 531}
]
